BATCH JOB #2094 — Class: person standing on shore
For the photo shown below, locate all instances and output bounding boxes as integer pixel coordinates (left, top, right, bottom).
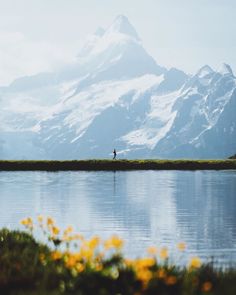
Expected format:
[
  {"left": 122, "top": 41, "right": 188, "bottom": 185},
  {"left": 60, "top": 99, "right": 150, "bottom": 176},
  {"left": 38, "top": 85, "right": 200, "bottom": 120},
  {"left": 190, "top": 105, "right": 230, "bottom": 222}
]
[{"left": 113, "top": 149, "right": 117, "bottom": 160}]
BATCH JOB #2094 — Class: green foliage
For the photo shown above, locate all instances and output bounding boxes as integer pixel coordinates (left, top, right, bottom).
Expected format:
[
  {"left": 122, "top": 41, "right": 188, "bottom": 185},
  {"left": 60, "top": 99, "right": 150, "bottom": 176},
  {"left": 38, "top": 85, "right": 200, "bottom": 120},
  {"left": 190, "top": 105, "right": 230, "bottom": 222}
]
[
  {"left": 1, "top": 228, "right": 236, "bottom": 294},
  {"left": 0, "top": 229, "right": 48, "bottom": 291}
]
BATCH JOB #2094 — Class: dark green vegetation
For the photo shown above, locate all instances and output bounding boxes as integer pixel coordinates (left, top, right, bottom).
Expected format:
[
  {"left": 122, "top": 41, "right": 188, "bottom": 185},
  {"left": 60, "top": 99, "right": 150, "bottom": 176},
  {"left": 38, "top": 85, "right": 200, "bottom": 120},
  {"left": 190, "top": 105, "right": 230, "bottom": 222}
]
[
  {"left": 229, "top": 154, "right": 236, "bottom": 159},
  {"left": 1, "top": 229, "right": 236, "bottom": 295},
  {"left": 0, "top": 159, "right": 236, "bottom": 171}
]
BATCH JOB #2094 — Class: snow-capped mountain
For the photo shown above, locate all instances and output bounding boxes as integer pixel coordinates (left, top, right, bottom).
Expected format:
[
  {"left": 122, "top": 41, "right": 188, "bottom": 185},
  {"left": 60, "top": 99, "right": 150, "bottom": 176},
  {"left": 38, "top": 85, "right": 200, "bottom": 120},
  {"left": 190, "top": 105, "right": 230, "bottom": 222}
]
[
  {"left": 151, "top": 64, "right": 236, "bottom": 158},
  {"left": 0, "top": 16, "right": 235, "bottom": 159}
]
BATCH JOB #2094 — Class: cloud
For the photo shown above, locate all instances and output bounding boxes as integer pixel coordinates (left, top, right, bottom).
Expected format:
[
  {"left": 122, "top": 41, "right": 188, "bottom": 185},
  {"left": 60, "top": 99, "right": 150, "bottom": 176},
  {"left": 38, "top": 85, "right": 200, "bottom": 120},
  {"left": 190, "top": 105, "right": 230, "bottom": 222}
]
[{"left": 0, "top": 30, "right": 76, "bottom": 86}]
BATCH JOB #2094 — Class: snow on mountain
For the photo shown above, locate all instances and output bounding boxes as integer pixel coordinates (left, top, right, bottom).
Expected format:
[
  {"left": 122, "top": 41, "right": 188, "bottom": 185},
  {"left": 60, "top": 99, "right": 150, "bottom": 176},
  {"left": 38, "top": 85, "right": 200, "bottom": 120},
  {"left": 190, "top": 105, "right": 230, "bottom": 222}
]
[
  {"left": 0, "top": 16, "right": 235, "bottom": 160},
  {"left": 196, "top": 65, "right": 214, "bottom": 78},
  {"left": 217, "top": 63, "right": 234, "bottom": 76},
  {"left": 59, "top": 14, "right": 165, "bottom": 89},
  {"left": 151, "top": 64, "right": 236, "bottom": 159},
  {"left": 105, "top": 15, "right": 140, "bottom": 40}
]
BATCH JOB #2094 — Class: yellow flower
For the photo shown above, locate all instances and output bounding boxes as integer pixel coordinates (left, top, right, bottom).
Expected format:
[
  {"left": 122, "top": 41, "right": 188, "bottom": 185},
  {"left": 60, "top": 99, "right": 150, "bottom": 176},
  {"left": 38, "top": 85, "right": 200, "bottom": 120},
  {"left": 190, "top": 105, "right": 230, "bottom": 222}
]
[
  {"left": 165, "top": 275, "right": 177, "bottom": 285},
  {"left": 95, "top": 252, "right": 104, "bottom": 263},
  {"left": 104, "top": 235, "right": 124, "bottom": 251},
  {"left": 63, "top": 234, "right": 83, "bottom": 242},
  {"left": 95, "top": 263, "right": 103, "bottom": 271},
  {"left": 202, "top": 281, "right": 212, "bottom": 292},
  {"left": 65, "top": 255, "right": 77, "bottom": 268},
  {"left": 134, "top": 257, "right": 155, "bottom": 270},
  {"left": 64, "top": 226, "right": 73, "bottom": 235},
  {"left": 51, "top": 250, "right": 62, "bottom": 261},
  {"left": 189, "top": 257, "right": 201, "bottom": 269},
  {"left": 160, "top": 247, "right": 168, "bottom": 259},
  {"left": 157, "top": 268, "right": 166, "bottom": 279},
  {"left": 88, "top": 236, "right": 100, "bottom": 250},
  {"left": 133, "top": 257, "right": 155, "bottom": 286},
  {"left": 51, "top": 226, "right": 60, "bottom": 236},
  {"left": 147, "top": 246, "right": 157, "bottom": 256},
  {"left": 20, "top": 217, "right": 33, "bottom": 229},
  {"left": 79, "top": 246, "right": 94, "bottom": 262},
  {"left": 37, "top": 215, "right": 43, "bottom": 223},
  {"left": 177, "top": 242, "right": 186, "bottom": 251},
  {"left": 75, "top": 262, "right": 85, "bottom": 273},
  {"left": 47, "top": 217, "right": 54, "bottom": 226},
  {"left": 136, "top": 269, "right": 152, "bottom": 285},
  {"left": 20, "top": 218, "right": 27, "bottom": 226}
]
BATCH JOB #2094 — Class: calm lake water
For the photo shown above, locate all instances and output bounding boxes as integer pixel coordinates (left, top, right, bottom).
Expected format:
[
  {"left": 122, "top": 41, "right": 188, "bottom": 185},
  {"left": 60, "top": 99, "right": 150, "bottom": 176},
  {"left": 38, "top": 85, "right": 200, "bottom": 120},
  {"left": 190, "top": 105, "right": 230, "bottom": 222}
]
[{"left": 1, "top": 170, "right": 236, "bottom": 266}]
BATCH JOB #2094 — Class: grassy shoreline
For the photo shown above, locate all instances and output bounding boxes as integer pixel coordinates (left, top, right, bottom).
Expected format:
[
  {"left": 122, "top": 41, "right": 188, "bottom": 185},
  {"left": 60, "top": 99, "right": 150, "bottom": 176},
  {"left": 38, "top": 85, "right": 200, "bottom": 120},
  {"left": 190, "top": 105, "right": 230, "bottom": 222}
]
[{"left": 0, "top": 159, "right": 236, "bottom": 171}]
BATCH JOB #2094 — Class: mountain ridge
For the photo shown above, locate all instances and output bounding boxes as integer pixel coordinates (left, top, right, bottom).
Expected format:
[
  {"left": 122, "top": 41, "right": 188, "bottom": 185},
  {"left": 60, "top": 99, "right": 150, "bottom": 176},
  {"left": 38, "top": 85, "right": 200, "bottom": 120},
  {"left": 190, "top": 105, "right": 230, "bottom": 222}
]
[{"left": 0, "top": 16, "right": 235, "bottom": 160}]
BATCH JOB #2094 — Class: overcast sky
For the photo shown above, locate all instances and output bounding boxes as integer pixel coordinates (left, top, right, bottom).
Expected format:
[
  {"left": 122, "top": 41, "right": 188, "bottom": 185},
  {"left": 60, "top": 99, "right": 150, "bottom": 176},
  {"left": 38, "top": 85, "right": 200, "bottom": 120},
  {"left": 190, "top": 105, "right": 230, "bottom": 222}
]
[{"left": 0, "top": 0, "right": 235, "bottom": 86}]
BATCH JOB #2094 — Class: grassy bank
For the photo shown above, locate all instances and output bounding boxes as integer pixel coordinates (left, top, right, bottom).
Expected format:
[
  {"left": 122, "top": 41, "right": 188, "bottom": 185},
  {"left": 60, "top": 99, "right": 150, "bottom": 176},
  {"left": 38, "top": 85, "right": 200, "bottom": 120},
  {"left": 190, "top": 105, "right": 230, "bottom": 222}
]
[
  {"left": 0, "top": 159, "right": 236, "bottom": 171},
  {"left": 1, "top": 217, "right": 236, "bottom": 295}
]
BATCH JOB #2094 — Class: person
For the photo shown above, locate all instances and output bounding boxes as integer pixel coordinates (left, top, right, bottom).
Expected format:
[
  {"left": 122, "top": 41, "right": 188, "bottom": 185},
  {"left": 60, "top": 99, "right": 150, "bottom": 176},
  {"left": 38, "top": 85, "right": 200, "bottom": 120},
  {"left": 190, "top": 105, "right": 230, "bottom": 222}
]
[{"left": 113, "top": 149, "right": 117, "bottom": 160}]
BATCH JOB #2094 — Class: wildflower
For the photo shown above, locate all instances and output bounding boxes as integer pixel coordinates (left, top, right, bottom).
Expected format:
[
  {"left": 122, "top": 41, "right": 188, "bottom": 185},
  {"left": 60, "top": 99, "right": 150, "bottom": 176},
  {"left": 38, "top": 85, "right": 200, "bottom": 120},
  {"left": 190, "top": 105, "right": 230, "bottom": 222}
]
[
  {"left": 37, "top": 215, "right": 43, "bottom": 223},
  {"left": 77, "top": 241, "right": 95, "bottom": 262},
  {"left": 20, "top": 217, "right": 32, "bottom": 226},
  {"left": 88, "top": 236, "right": 100, "bottom": 250},
  {"left": 20, "top": 218, "right": 27, "bottom": 226},
  {"left": 20, "top": 217, "right": 33, "bottom": 230},
  {"left": 47, "top": 217, "right": 54, "bottom": 227},
  {"left": 65, "top": 254, "right": 77, "bottom": 268},
  {"left": 51, "top": 250, "right": 62, "bottom": 261},
  {"left": 160, "top": 247, "right": 168, "bottom": 259},
  {"left": 202, "top": 281, "right": 212, "bottom": 292},
  {"left": 147, "top": 246, "right": 158, "bottom": 256},
  {"left": 95, "top": 263, "right": 103, "bottom": 271},
  {"left": 189, "top": 257, "right": 201, "bottom": 269},
  {"left": 62, "top": 227, "right": 82, "bottom": 242},
  {"left": 177, "top": 242, "right": 186, "bottom": 251},
  {"left": 63, "top": 226, "right": 73, "bottom": 235},
  {"left": 137, "top": 269, "right": 152, "bottom": 286},
  {"left": 86, "top": 249, "right": 94, "bottom": 261},
  {"left": 95, "top": 252, "right": 105, "bottom": 263},
  {"left": 51, "top": 226, "right": 60, "bottom": 236},
  {"left": 104, "top": 235, "right": 124, "bottom": 251},
  {"left": 157, "top": 268, "right": 166, "bottom": 279},
  {"left": 165, "top": 275, "right": 177, "bottom": 285},
  {"left": 134, "top": 258, "right": 155, "bottom": 271},
  {"left": 75, "top": 262, "right": 85, "bottom": 273}
]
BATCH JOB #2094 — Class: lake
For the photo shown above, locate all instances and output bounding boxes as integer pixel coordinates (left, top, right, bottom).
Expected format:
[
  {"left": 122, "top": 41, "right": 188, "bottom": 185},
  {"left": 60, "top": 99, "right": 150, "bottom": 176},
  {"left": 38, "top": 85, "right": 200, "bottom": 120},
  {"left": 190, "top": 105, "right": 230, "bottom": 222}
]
[{"left": 1, "top": 170, "right": 236, "bottom": 266}]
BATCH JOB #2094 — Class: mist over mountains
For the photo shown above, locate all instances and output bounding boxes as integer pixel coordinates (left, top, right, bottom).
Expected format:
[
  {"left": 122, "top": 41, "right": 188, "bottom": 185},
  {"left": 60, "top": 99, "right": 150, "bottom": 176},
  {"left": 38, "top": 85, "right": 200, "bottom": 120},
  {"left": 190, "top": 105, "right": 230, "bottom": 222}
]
[{"left": 0, "top": 15, "right": 235, "bottom": 160}]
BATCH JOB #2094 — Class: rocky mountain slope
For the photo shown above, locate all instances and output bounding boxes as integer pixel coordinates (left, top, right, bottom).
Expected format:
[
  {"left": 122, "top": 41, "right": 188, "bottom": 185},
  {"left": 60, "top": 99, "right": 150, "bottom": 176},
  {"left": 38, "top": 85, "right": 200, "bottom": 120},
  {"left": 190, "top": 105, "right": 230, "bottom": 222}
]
[{"left": 0, "top": 15, "right": 235, "bottom": 159}]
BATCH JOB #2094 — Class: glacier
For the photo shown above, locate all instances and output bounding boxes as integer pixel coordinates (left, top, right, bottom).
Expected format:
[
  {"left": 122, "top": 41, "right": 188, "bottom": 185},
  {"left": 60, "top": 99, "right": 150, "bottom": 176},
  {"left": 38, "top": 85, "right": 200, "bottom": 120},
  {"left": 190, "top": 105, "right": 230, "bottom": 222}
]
[{"left": 0, "top": 15, "right": 235, "bottom": 160}]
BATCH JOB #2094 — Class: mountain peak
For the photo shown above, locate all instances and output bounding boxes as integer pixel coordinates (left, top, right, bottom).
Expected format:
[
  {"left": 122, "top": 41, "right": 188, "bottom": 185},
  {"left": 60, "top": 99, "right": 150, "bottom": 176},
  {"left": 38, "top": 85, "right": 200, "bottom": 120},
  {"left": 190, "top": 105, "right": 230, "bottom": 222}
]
[
  {"left": 196, "top": 65, "right": 214, "bottom": 78},
  {"left": 105, "top": 15, "right": 140, "bottom": 41},
  {"left": 217, "top": 63, "right": 233, "bottom": 76}
]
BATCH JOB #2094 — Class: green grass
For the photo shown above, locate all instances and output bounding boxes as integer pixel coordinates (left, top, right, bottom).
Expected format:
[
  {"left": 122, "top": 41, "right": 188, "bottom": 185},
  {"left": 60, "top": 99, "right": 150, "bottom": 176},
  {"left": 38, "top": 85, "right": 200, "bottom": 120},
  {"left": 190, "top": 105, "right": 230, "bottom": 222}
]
[{"left": 0, "top": 159, "right": 236, "bottom": 171}]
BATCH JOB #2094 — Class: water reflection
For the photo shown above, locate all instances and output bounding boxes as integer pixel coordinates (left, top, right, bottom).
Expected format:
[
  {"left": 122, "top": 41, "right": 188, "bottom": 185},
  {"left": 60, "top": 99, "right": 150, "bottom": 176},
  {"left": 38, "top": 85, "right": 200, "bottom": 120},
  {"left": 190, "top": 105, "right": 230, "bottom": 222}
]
[{"left": 0, "top": 170, "right": 236, "bottom": 265}]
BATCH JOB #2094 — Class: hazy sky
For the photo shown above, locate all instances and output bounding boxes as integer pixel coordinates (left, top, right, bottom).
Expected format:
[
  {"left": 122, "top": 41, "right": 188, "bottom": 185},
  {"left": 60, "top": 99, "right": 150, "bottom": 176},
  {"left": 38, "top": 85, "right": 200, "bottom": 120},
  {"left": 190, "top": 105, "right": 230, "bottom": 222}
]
[{"left": 0, "top": 0, "right": 235, "bottom": 86}]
